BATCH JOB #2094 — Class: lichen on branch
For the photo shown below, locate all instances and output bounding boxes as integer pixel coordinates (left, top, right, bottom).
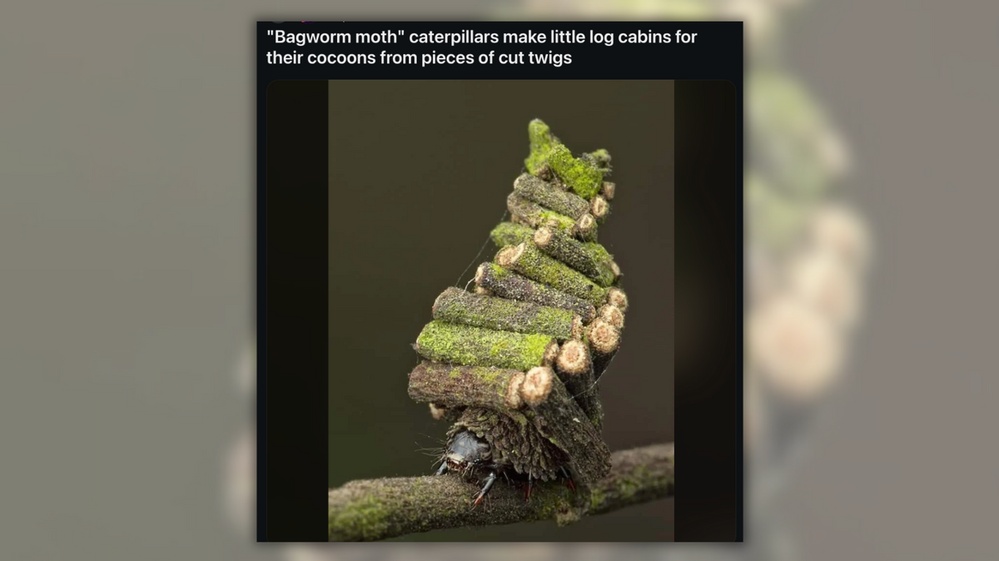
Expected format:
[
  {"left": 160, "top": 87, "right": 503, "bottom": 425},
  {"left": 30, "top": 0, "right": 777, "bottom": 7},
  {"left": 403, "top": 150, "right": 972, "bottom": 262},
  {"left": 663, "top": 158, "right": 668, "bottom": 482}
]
[{"left": 327, "top": 443, "right": 674, "bottom": 541}]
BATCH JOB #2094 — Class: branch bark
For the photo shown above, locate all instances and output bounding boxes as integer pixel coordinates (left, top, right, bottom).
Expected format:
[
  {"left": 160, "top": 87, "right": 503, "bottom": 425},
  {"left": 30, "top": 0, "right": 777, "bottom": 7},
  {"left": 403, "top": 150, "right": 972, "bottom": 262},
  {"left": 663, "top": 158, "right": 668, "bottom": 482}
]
[{"left": 327, "top": 443, "right": 674, "bottom": 541}]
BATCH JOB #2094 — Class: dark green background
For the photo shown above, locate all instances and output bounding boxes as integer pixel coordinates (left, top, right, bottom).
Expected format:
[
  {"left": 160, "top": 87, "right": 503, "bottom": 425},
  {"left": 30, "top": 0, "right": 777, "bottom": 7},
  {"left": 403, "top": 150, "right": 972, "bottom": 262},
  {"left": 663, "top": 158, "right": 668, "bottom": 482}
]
[{"left": 328, "top": 80, "right": 674, "bottom": 541}]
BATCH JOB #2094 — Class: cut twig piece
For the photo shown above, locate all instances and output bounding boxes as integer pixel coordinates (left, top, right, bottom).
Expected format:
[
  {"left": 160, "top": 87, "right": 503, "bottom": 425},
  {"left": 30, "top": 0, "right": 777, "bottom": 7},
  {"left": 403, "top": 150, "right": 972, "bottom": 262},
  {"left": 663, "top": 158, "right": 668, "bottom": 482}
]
[
  {"left": 586, "top": 319, "right": 621, "bottom": 356},
  {"left": 542, "top": 341, "right": 560, "bottom": 365},
  {"left": 578, "top": 376, "right": 604, "bottom": 430},
  {"left": 555, "top": 339, "right": 603, "bottom": 429},
  {"left": 507, "top": 193, "right": 576, "bottom": 233},
  {"left": 513, "top": 173, "right": 591, "bottom": 219},
  {"left": 521, "top": 366, "right": 555, "bottom": 407},
  {"left": 525, "top": 119, "right": 558, "bottom": 177},
  {"left": 555, "top": 339, "right": 591, "bottom": 376},
  {"left": 592, "top": 348, "right": 617, "bottom": 380},
  {"left": 524, "top": 119, "right": 603, "bottom": 200},
  {"left": 432, "top": 287, "right": 582, "bottom": 341},
  {"left": 575, "top": 213, "right": 598, "bottom": 242},
  {"left": 545, "top": 144, "right": 604, "bottom": 201},
  {"left": 524, "top": 366, "right": 612, "bottom": 490},
  {"left": 607, "top": 287, "right": 629, "bottom": 312},
  {"left": 408, "top": 362, "right": 532, "bottom": 411},
  {"left": 475, "top": 262, "right": 596, "bottom": 323},
  {"left": 414, "top": 321, "right": 558, "bottom": 371},
  {"left": 598, "top": 304, "right": 625, "bottom": 330},
  {"left": 534, "top": 226, "right": 616, "bottom": 287},
  {"left": 601, "top": 181, "right": 616, "bottom": 201},
  {"left": 497, "top": 242, "right": 608, "bottom": 306},
  {"left": 590, "top": 196, "right": 610, "bottom": 223},
  {"left": 489, "top": 221, "right": 535, "bottom": 249},
  {"left": 582, "top": 238, "right": 621, "bottom": 282}
]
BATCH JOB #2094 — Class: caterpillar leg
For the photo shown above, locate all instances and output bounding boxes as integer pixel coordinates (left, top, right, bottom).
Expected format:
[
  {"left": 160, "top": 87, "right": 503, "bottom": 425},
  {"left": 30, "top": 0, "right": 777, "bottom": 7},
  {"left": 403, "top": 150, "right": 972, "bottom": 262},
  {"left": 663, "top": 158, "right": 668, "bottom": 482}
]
[{"left": 471, "top": 471, "right": 497, "bottom": 508}]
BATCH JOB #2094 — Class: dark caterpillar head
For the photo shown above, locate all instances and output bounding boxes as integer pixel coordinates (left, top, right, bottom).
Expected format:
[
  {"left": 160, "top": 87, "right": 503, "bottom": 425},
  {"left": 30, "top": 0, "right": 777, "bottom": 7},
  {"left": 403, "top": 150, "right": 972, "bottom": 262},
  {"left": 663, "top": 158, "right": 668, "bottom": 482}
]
[{"left": 439, "top": 430, "right": 493, "bottom": 477}]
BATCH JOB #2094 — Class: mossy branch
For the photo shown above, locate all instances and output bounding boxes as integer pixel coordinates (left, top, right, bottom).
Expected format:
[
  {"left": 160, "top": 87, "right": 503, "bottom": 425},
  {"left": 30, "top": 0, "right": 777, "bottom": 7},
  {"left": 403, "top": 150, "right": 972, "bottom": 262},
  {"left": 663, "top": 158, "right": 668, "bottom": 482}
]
[{"left": 327, "top": 443, "right": 674, "bottom": 541}]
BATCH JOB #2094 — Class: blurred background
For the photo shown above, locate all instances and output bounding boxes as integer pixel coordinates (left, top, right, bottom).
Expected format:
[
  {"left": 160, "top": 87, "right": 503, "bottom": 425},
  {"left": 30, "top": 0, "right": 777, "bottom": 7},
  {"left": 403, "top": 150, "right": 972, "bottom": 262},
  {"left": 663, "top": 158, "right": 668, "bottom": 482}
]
[
  {"left": 327, "top": 80, "right": 675, "bottom": 541},
  {"left": 3, "top": 0, "right": 998, "bottom": 559}
]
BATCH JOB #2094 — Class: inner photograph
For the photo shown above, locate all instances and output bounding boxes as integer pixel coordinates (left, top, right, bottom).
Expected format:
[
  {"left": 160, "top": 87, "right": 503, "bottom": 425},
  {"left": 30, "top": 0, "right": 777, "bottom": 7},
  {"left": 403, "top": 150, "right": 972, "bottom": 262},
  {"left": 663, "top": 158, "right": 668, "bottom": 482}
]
[{"left": 327, "top": 80, "right": 675, "bottom": 541}]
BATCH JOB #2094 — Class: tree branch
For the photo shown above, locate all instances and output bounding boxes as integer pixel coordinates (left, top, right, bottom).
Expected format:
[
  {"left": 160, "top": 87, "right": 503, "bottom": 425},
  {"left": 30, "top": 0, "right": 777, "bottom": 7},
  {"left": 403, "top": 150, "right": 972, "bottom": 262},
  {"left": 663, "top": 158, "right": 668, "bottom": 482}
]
[{"left": 328, "top": 443, "right": 674, "bottom": 541}]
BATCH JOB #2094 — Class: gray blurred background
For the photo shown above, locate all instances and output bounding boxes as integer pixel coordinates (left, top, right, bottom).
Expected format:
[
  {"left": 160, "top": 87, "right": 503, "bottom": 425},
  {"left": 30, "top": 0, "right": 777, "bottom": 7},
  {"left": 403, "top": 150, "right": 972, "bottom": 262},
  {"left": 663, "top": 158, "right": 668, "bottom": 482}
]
[
  {"left": 328, "top": 80, "right": 675, "bottom": 541},
  {"left": 2, "top": 0, "right": 998, "bottom": 559}
]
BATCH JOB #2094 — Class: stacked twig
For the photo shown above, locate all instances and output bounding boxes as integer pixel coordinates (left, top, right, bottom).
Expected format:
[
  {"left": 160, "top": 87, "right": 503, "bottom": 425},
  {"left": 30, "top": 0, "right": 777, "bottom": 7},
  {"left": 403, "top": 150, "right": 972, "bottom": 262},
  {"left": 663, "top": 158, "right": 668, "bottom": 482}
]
[{"left": 407, "top": 119, "right": 628, "bottom": 491}]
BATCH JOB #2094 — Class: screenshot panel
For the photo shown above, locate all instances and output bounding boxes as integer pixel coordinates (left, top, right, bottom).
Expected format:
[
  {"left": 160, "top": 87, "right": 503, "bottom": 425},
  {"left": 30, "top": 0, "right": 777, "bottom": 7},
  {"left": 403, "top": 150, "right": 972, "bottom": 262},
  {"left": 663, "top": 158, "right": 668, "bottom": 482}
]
[{"left": 257, "top": 21, "right": 743, "bottom": 543}]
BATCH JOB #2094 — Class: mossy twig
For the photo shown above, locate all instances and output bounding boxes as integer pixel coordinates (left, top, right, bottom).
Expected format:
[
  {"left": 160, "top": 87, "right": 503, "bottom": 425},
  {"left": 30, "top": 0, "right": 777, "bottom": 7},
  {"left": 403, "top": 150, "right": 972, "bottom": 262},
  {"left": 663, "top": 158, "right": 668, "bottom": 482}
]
[
  {"left": 414, "top": 321, "right": 558, "bottom": 371},
  {"left": 513, "top": 173, "right": 592, "bottom": 219},
  {"left": 524, "top": 363, "right": 611, "bottom": 489},
  {"left": 523, "top": 120, "right": 605, "bottom": 200},
  {"left": 534, "top": 226, "right": 616, "bottom": 287},
  {"left": 327, "top": 443, "right": 674, "bottom": 541},
  {"left": 475, "top": 262, "right": 597, "bottom": 323},
  {"left": 507, "top": 192, "right": 577, "bottom": 233},
  {"left": 408, "top": 362, "right": 533, "bottom": 411},
  {"left": 432, "top": 287, "right": 583, "bottom": 341},
  {"left": 497, "top": 242, "right": 608, "bottom": 306},
  {"left": 554, "top": 339, "right": 604, "bottom": 429},
  {"left": 489, "top": 221, "right": 535, "bottom": 248}
]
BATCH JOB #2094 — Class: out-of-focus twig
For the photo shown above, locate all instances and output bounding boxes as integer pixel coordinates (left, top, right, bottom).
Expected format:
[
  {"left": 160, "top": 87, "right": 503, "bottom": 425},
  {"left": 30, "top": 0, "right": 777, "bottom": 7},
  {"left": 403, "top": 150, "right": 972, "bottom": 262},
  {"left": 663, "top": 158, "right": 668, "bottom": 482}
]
[{"left": 327, "top": 443, "right": 673, "bottom": 541}]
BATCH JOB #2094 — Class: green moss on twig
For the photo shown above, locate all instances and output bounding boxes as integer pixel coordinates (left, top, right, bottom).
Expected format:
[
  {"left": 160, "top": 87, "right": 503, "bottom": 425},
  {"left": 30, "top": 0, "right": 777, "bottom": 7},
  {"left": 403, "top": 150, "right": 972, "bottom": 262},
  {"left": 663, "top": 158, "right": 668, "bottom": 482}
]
[
  {"left": 490, "top": 221, "right": 535, "bottom": 248},
  {"left": 497, "top": 242, "right": 608, "bottom": 306},
  {"left": 544, "top": 144, "right": 604, "bottom": 200},
  {"left": 513, "top": 173, "right": 592, "bottom": 219},
  {"left": 588, "top": 444, "right": 674, "bottom": 515},
  {"left": 525, "top": 119, "right": 557, "bottom": 174},
  {"left": 415, "top": 320, "right": 557, "bottom": 371},
  {"left": 328, "top": 494, "right": 390, "bottom": 542},
  {"left": 432, "top": 286, "right": 582, "bottom": 341},
  {"left": 507, "top": 192, "right": 578, "bottom": 233},
  {"left": 534, "top": 227, "right": 617, "bottom": 287},
  {"left": 475, "top": 262, "right": 597, "bottom": 323},
  {"left": 408, "top": 361, "right": 533, "bottom": 411},
  {"left": 524, "top": 119, "right": 605, "bottom": 200}
]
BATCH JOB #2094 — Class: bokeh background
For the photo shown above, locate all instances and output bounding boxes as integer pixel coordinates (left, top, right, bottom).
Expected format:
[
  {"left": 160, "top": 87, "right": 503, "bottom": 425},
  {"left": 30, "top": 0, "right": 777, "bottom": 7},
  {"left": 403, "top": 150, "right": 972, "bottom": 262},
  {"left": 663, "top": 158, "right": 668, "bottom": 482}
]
[
  {"left": 3, "top": 0, "right": 999, "bottom": 560},
  {"left": 327, "top": 80, "right": 676, "bottom": 541}
]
